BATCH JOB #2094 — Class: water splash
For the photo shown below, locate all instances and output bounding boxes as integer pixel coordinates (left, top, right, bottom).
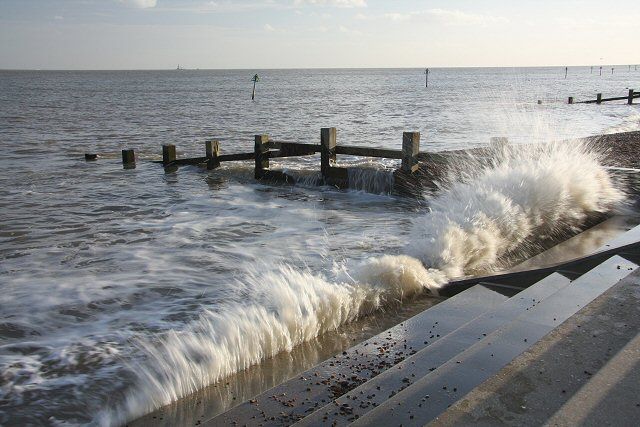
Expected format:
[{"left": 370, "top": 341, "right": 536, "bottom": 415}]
[{"left": 100, "top": 138, "right": 624, "bottom": 425}]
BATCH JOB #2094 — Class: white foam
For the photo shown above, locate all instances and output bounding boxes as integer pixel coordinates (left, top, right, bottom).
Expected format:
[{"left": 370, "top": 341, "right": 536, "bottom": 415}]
[{"left": 100, "top": 139, "right": 624, "bottom": 426}]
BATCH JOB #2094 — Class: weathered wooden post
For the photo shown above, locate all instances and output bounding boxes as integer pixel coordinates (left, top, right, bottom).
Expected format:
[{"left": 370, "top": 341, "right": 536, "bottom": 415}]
[
  {"left": 85, "top": 153, "right": 98, "bottom": 161},
  {"left": 629, "top": 89, "right": 635, "bottom": 105},
  {"left": 122, "top": 149, "right": 135, "bottom": 168},
  {"left": 596, "top": 93, "right": 602, "bottom": 104},
  {"left": 564, "top": 67, "right": 568, "bottom": 79},
  {"left": 425, "top": 68, "right": 429, "bottom": 87},
  {"left": 162, "top": 144, "right": 176, "bottom": 166},
  {"left": 568, "top": 96, "right": 574, "bottom": 104},
  {"left": 320, "top": 127, "right": 337, "bottom": 179},
  {"left": 254, "top": 134, "right": 269, "bottom": 179},
  {"left": 206, "top": 140, "right": 220, "bottom": 170},
  {"left": 401, "top": 132, "right": 420, "bottom": 174},
  {"left": 599, "top": 66, "right": 602, "bottom": 76},
  {"left": 251, "top": 74, "right": 259, "bottom": 101}
]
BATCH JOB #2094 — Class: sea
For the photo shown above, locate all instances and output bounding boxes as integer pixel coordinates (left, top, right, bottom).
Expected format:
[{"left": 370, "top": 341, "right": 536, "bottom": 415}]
[{"left": 1, "top": 67, "right": 639, "bottom": 426}]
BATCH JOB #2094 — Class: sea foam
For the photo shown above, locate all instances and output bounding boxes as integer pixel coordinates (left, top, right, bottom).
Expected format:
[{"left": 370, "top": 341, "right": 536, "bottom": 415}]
[{"left": 101, "top": 139, "right": 623, "bottom": 425}]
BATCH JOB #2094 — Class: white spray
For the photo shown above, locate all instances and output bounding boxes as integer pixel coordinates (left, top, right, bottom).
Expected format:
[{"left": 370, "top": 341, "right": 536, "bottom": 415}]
[{"left": 101, "top": 139, "right": 623, "bottom": 425}]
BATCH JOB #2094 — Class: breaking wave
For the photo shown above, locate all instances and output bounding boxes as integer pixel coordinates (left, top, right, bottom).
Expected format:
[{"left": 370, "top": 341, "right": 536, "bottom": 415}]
[{"left": 101, "top": 139, "right": 623, "bottom": 425}]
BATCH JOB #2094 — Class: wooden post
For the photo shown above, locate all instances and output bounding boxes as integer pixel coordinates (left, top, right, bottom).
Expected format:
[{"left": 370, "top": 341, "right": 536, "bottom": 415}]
[
  {"left": 564, "top": 67, "right": 568, "bottom": 79},
  {"left": 425, "top": 68, "right": 429, "bottom": 87},
  {"left": 206, "top": 140, "right": 220, "bottom": 169},
  {"left": 254, "top": 134, "right": 269, "bottom": 179},
  {"left": 162, "top": 144, "right": 176, "bottom": 166},
  {"left": 85, "top": 153, "right": 98, "bottom": 161},
  {"left": 122, "top": 149, "right": 135, "bottom": 168},
  {"left": 596, "top": 93, "right": 602, "bottom": 104},
  {"left": 321, "top": 127, "right": 337, "bottom": 179},
  {"left": 629, "top": 89, "right": 635, "bottom": 105},
  {"left": 401, "top": 132, "right": 420, "bottom": 174},
  {"left": 568, "top": 96, "right": 574, "bottom": 104},
  {"left": 599, "top": 66, "right": 602, "bottom": 76}
]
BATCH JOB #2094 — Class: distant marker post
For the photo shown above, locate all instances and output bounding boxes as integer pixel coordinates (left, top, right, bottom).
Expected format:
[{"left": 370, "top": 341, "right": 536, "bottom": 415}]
[
  {"left": 251, "top": 73, "right": 260, "bottom": 101},
  {"left": 425, "top": 68, "right": 429, "bottom": 87},
  {"left": 565, "top": 67, "right": 568, "bottom": 79}
]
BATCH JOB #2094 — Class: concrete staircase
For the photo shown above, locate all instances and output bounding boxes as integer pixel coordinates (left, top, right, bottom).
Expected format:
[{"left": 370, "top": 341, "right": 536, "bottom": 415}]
[{"left": 204, "top": 225, "right": 640, "bottom": 427}]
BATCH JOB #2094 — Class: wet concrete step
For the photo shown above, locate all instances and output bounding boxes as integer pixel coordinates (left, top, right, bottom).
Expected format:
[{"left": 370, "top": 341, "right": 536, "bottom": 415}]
[
  {"left": 352, "top": 255, "right": 638, "bottom": 427},
  {"left": 203, "top": 284, "right": 509, "bottom": 426},
  {"left": 293, "top": 273, "right": 570, "bottom": 426}
]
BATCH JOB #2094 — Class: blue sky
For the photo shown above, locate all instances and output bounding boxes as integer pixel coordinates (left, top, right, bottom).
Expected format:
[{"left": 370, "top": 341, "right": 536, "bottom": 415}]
[{"left": 1, "top": 0, "right": 639, "bottom": 69}]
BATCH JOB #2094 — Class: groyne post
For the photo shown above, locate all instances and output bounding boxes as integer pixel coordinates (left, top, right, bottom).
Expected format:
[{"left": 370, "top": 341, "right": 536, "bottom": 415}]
[
  {"left": 596, "top": 93, "right": 602, "bottom": 104},
  {"left": 568, "top": 96, "right": 574, "bottom": 104},
  {"left": 629, "top": 89, "right": 635, "bottom": 105},
  {"left": 321, "top": 127, "right": 337, "bottom": 179},
  {"left": 401, "top": 132, "right": 420, "bottom": 173},
  {"left": 122, "top": 149, "right": 135, "bottom": 169},
  {"left": 254, "top": 134, "right": 269, "bottom": 179},
  {"left": 85, "top": 153, "right": 98, "bottom": 161},
  {"left": 162, "top": 144, "right": 176, "bottom": 166},
  {"left": 206, "top": 140, "right": 220, "bottom": 170}
]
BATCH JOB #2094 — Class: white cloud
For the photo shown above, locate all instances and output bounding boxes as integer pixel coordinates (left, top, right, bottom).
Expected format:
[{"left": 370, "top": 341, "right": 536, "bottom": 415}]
[
  {"left": 293, "top": 0, "right": 366, "bottom": 8},
  {"left": 118, "top": 0, "right": 158, "bottom": 9},
  {"left": 264, "top": 23, "right": 275, "bottom": 31},
  {"left": 54, "top": 15, "right": 64, "bottom": 20},
  {"left": 426, "top": 9, "right": 508, "bottom": 26},
  {"left": 383, "top": 9, "right": 508, "bottom": 26}
]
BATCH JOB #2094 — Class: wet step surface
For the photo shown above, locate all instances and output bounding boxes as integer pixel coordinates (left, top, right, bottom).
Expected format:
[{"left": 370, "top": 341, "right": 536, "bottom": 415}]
[
  {"left": 353, "top": 255, "right": 638, "bottom": 426},
  {"left": 294, "top": 273, "right": 570, "bottom": 426},
  {"left": 203, "top": 285, "right": 508, "bottom": 426}
]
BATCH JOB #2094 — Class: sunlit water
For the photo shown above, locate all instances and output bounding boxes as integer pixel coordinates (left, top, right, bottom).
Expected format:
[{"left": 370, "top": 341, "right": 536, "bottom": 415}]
[{"left": 0, "top": 67, "right": 639, "bottom": 426}]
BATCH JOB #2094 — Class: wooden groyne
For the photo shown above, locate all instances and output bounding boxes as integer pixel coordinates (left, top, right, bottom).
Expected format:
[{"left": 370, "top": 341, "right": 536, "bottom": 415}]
[
  {"left": 87, "top": 128, "right": 463, "bottom": 195},
  {"left": 568, "top": 89, "right": 639, "bottom": 104}
]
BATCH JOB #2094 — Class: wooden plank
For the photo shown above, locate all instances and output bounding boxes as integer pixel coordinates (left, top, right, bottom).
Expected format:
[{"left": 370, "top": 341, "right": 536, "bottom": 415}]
[
  {"left": 217, "top": 152, "right": 255, "bottom": 162},
  {"left": 173, "top": 156, "right": 208, "bottom": 165},
  {"left": 335, "top": 145, "right": 403, "bottom": 159},
  {"left": 277, "top": 141, "right": 319, "bottom": 156},
  {"left": 582, "top": 95, "right": 630, "bottom": 104}
]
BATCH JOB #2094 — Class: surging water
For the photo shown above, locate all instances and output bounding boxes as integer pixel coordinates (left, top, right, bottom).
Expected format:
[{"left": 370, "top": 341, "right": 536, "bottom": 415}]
[
  {"left": 0, "top": 68, "right": 638, "bottom": 425},
  {"left": 102, "top": 139, "right": 623, "bottom": 425}
]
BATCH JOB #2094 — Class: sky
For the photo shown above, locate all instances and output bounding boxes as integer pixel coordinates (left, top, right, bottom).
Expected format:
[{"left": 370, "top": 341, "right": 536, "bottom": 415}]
[{"left": 0, "top": 0, "right": 639, "bottom": 69}]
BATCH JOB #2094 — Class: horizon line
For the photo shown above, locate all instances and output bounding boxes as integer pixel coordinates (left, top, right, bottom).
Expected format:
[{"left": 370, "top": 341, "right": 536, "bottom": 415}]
[{"left": 1, "top": 63, "right": 639, "bottom": 72}]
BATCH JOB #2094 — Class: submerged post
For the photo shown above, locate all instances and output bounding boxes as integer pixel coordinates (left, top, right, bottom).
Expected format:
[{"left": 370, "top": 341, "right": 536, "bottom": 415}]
[
  {"left": 401, "top": 132, "right": 420, "bottom": 174},
  {"left": 320, "top": 127, "right": 337, "bottom": 179},
  {"left": 85, "top": 153, "right": 98, "bottom": 161},
  {"left": 122, "top": 149, "right": 135, "bottom": 168},
  {"left": 568, "top": 96, "right": 574, "bottom": 104},
  {"left": 162, "top": 144, "right": 176, "bottom": 166},
  {"left": 629, "top": 89, "right": 635, "bottom": 105},
  {"left": 206, "top": 140, "right": 220, "bottom": 169},
  {"left": 254, "top": 134, "right": 269, "bottom": 179},
  {"left": 596, "top": 93, "right": 602, "bottom": 104}
]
